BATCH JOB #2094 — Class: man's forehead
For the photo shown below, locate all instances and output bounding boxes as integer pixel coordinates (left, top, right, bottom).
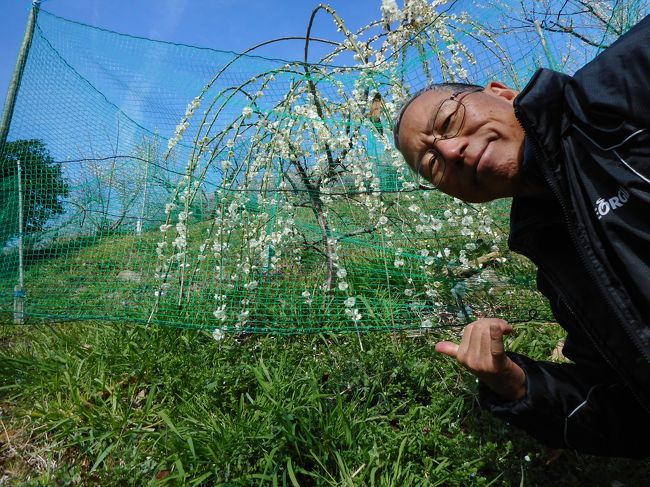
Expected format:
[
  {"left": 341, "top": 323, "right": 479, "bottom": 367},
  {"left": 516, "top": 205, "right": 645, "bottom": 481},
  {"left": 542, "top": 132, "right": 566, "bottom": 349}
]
[
  {"left": 408, "top": 89, "right": 449, "bottom": 115},
  {"left": 399, "top": 89, "right": 449, "bottom": 145},
  {"left": 401, "top": 89, "right": 453, "bottom": 131}
]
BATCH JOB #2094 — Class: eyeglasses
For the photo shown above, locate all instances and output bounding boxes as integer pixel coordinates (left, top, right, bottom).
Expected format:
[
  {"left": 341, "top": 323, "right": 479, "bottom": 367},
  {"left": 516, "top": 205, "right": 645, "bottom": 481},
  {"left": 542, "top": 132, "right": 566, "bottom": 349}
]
[{"left": 415, "top": 87, "right": 483, "bottom": 190}]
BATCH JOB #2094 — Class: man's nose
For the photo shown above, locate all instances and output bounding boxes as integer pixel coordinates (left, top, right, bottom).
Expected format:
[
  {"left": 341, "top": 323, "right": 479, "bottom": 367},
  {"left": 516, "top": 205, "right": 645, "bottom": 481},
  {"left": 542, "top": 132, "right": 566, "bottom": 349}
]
[{"left": 435, "top": 137, "right": 467, "bottom": 163}]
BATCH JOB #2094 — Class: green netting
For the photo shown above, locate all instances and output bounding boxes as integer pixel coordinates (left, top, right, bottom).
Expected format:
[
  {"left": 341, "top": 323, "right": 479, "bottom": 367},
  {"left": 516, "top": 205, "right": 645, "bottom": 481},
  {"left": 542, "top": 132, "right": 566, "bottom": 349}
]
[{"left": 1, "top": 1, "right": 646, "bottom": 333}]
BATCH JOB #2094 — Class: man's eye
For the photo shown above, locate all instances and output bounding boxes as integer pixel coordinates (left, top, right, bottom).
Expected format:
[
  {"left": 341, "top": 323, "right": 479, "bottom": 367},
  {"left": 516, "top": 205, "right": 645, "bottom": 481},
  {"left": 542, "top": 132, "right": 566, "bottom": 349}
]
[
  {"left": 428, "top": 152, "right": 439, "bottom": 173},
  {"left": 440, "top": 115, "right": 453, "bottom": 134}
]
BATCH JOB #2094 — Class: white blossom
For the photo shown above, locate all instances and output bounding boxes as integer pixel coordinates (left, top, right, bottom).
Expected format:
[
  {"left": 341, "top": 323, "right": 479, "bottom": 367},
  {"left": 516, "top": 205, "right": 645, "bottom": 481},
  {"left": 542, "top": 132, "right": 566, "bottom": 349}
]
[
  {"left": 237, "top": 309, "right": 250, "bottom": 325},
  {"left": 345, "top": 307, "right": 362, "bottom": 322},
  {"left": 213, "top": 305, "right": 227, "bottom": 321},
  {"left": 381, "top": 0, "right": 401, "bottom": 23},
  {"left": 461, "top": 216, "right": 474, "bottom": 226}
]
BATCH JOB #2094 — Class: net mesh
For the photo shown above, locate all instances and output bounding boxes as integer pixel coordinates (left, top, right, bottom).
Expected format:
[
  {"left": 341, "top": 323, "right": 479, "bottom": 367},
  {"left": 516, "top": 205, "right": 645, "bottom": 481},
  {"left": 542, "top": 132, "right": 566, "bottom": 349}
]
[{"left": 1, "top": 1, "right": 646, "bottom": 333}]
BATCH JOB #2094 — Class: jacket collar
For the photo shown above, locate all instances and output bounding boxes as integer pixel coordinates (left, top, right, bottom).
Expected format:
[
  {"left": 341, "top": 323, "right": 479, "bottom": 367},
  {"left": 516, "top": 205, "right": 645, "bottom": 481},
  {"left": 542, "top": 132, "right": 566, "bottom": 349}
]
[
  {"left": 510, "top": 69, "right": 571, "bottom": 244},
  {"left": 514, "top": 68, "right": 571, "bottom": 166}
]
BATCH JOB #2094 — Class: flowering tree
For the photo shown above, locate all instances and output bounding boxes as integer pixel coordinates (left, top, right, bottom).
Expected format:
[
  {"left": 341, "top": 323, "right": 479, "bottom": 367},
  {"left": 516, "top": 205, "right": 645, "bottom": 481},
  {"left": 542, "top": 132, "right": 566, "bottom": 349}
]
[{"left": 148, "top": 0, "right": 586, "bottom": 331}]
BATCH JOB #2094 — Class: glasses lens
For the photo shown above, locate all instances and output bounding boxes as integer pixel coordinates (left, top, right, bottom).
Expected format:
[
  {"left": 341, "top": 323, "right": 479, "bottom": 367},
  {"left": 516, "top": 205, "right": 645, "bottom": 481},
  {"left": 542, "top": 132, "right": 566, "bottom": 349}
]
[
  {"left": 416, "top": 149, "right": 446, "bottom": 189},
  {"left": 434, "top": 99, "right": 465, "bottom": 138},
  {"left": 430, "top": 151, "right": 446, "bottom": 187}
]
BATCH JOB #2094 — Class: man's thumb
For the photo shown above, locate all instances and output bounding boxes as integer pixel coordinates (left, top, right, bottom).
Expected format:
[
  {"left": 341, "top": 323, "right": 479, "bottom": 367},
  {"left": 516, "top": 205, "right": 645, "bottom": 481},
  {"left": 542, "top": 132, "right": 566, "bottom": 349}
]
[{"left": 435, "top": 341, "right": 459, "bottom": 357}]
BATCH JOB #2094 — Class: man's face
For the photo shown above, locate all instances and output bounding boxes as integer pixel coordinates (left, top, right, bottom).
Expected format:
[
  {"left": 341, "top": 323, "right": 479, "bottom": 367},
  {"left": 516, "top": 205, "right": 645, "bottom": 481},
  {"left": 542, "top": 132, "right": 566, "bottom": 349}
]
[{"left": 397, "top": 82, "right": 526, "bottom": 203}]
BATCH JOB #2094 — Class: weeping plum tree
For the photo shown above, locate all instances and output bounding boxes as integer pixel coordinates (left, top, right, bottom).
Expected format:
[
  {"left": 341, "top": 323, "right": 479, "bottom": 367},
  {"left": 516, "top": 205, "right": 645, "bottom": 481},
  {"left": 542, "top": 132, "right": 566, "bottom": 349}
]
[{"left": 146, "top": 0, "right": 514, "bottom": 329}]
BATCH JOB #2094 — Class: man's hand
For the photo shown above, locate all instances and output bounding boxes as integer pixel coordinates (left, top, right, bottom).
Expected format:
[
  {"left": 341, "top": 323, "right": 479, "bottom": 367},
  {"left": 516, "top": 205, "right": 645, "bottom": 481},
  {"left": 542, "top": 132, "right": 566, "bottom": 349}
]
[{"left": 435, "top": 318, "right": 527, "bottom": 402}]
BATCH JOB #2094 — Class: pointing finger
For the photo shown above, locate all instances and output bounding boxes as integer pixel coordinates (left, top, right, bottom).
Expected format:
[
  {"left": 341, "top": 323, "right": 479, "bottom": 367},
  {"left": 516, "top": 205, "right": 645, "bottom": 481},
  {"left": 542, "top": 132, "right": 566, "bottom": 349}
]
[{"left": 435, "top": 341, "right": 459, "bottom": 357}]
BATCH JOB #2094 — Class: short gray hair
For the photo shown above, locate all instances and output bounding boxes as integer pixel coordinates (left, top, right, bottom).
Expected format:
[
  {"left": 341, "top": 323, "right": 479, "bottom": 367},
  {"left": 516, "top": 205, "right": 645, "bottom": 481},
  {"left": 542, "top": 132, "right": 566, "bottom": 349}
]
[{"left": 392, "top": 82, "right": 484, "bottom": 151}]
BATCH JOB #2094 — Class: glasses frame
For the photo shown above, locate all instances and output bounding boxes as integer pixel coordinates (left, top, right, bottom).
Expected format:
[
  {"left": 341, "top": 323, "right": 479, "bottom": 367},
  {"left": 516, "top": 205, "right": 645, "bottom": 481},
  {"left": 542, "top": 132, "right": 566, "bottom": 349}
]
[{"left": 415, "top": 87, "right": 484, "bottom": 190}]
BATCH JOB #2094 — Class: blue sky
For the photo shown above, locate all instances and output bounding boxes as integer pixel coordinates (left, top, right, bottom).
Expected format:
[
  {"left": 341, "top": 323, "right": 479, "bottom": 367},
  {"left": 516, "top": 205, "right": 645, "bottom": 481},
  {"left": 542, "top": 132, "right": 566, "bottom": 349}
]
[{"left": 1, "top": 0, "right": 385, "bottom": 111}]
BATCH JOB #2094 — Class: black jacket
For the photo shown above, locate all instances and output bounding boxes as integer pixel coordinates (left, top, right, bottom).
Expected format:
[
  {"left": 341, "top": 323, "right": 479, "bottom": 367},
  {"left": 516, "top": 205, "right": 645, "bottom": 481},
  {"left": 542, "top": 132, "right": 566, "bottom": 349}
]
[{"left": 479, "top": 16, "right": 650, "bottom": 457}]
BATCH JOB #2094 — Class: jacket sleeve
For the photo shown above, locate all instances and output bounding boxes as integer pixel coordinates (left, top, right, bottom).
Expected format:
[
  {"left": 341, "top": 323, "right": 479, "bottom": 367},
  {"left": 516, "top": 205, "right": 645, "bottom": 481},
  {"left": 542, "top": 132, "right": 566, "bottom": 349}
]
[{"left": 479, "top": 352, "right": 650, "bottom": 458}]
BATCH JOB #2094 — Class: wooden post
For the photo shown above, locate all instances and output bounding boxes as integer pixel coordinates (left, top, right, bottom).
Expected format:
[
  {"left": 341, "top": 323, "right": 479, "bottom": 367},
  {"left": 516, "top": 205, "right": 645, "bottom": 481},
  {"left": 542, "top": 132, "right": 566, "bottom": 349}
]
[{"left": 0, "top": 1, "right": 41, "bottom": 147}]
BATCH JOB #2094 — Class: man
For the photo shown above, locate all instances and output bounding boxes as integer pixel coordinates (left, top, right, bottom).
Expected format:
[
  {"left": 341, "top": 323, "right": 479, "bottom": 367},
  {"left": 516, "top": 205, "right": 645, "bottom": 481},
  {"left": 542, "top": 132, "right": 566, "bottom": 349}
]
[{"left": 393, "top": 15, "right": 650, "bottom": 457}]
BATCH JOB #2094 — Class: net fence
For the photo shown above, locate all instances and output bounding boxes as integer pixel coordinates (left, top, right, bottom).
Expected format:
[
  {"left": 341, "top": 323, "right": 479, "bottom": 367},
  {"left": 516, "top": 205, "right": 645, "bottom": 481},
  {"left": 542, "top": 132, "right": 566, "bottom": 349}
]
[{"left": 1, "top": 0, "right": 646, "bottom": 333}]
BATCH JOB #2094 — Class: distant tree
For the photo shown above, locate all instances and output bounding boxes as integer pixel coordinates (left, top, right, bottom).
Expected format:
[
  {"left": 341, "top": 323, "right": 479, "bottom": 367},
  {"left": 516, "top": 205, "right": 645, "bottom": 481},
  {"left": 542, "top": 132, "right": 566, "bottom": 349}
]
[{"left": 0, "top": 139, "right": 69, "bottom": 247}]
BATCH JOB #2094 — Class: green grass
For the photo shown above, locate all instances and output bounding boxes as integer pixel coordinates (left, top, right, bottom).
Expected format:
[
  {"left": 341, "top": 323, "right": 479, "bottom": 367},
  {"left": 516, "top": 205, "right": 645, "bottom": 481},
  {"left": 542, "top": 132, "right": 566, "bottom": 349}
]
[{"left": 2, "top": 320, "right": 650, "bottom": 485}]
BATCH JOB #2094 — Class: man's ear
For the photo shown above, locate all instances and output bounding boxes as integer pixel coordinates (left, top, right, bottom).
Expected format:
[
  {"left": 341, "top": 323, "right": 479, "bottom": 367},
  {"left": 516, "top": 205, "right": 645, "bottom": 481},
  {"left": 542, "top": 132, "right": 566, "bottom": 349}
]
[{"left": 485, "top": 81, "right": 519, "bottom": 103}]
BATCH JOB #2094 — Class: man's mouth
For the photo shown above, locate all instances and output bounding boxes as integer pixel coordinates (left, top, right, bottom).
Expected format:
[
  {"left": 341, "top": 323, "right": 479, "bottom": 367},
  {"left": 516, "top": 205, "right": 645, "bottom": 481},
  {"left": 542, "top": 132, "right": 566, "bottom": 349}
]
[{"left": 475, "top": 142, "right": 490, "bottom": 178}]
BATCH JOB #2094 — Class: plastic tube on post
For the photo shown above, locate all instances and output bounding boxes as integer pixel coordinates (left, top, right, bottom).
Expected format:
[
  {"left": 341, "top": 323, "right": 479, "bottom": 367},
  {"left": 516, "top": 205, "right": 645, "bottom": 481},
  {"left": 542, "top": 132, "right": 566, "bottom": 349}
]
[{"left": 14, "top": 158, "right": 25, "bottom": 324}]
